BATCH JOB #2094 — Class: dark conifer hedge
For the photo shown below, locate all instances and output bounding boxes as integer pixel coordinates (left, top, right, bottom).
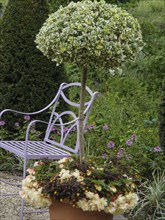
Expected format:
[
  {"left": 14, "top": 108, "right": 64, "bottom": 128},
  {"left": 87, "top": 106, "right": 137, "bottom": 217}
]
[{"left": 0, "top": 0, "right": 67, "bottom": 114}]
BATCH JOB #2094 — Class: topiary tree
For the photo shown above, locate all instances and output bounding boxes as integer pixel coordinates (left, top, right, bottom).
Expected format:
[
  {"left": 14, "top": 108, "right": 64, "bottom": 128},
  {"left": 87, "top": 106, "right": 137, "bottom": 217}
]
[
  {"left": 0, "top": 0, "right": 66, "bottom": 115},
  {"left": 35, "top": 0, "right": 144, "bottom": 162}
]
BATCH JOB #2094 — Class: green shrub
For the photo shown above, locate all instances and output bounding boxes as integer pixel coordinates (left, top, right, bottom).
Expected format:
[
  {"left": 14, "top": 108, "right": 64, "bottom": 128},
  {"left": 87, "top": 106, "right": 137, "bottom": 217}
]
[
  {"left": 159, "top": 84, "right": 165, "bottom": 149},
  {"left": 64, "top": 64, "right": 163, "bottom": 176},
  {"left": 125, "top": 0, "right": 165, "bottom": 91},
  {"left": 0, "top": 0, "right": 67, "bottom": 114}
]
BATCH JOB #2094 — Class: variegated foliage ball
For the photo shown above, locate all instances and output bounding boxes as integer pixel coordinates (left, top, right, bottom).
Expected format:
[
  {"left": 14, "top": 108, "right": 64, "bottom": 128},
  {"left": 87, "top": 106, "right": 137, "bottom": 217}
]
[{"left": 35, "top": 0, "right": 144, "bottom": 68}]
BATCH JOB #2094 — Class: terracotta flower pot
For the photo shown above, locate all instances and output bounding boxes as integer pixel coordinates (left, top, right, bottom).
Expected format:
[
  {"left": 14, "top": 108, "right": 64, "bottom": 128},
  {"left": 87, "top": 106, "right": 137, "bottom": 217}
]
[{"left": 49, "top": 200, "right": 113, "bottom": 220}]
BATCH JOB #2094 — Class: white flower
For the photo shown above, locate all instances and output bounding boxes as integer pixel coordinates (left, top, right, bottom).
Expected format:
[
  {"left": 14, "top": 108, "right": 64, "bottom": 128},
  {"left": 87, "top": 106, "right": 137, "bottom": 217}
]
[
  {"left": 77, "top": 198, "right": 89, "bottom": 211},
  {"left": 86, "top": 170, "right": 91, "bottom": 176},
  {"left": 59, "top": 164, "right": 64, "bottom": 169},
  {"left": 125, "top": 192, "right": 139, "bottom": 208},
  {"left": 72, "top": 169, "right": 80, "bottom": 178},
  {"left": 131, "top": 183, "right": 136, "bottom": 189},
  {"left": 33, "top": 182, "right": 39, "bottom": 188},
  {"left": 22, "top": 175, "right": 35, "bottom": 188},
  {"left": 92, "top": 196, "right": 107, "bottom": 211},
  {"left": 104, "top": 202, "right": 117, "bottom": 214},
  {"left": 123, "top": 174, "right": 128, "bottom": 178},
  {"left": 71, "top": 169, "right": 83, "bottom": 182},
  {"left": 24, "top": 174, "right": 35, "bottom": 182},
  {"left": 77, "top": 193, "right": 107, "bottom": 212},
  {"left": 108, "top": 186, "right": 117, "bottom": 193},
  {"left": 118, "top": 203, "right": 129, "bottom": 212},
  {"left": 27, "top": 168, "right": 35, "bottom": 175},
  {"left": 85, "top": 191, "right": 95, "bottom": 199},
  {"left": 33, "top": 161, "right": 44, "bottom": 167},
  {"left": 96, "top": 167, "right": 104, "bottom": 171},
  {"left": 95, "top": 184, "right": 102, "bottom": 191},
  {"left": 20, "top": 185, "right": 52, "bottom": 207},
  {"left": 19, "top": 191, "right": 28, "bottom": 200},
  {"left": 115, "top": 195, "right": 126, "bottom": 205},
  {"left": 59, "top": 169, "right": 71, "bottom": 181},
  {"left": 58, "top": 157, "right": 68, "bottom": 164},
  {"left": 104, "top": 192, "right": 139, "bottom": 214}
]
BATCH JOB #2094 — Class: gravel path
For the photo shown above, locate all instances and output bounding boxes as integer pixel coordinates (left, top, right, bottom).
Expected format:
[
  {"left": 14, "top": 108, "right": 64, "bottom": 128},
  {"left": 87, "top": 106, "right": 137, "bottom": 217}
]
[
  {"left": 0, "top": 172, "right": 49, "bottom": 220},
  {"left": 0, "top": 172, "right": 128, "bottom": 220}
]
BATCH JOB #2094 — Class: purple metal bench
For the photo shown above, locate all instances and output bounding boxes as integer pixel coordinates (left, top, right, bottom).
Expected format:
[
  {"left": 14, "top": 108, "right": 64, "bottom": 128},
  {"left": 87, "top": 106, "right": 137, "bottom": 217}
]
[{"left": 0, "top": 82, "right": 100, "bottom": 220}]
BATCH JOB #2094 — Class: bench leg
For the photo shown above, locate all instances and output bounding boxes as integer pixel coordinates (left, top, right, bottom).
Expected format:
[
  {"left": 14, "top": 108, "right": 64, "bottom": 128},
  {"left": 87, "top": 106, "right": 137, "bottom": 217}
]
[
  {"left": 20, "top": 158, "right": 27, "bottom": 219},
  {"left": 20, "top": 198, "right": 24, "bottom": 220}
]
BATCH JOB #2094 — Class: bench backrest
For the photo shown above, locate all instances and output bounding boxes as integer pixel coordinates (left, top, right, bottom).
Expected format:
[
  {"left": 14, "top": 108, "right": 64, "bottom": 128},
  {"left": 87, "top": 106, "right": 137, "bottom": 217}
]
[{"left": 44, "top": 82, "right": 99, "bottom": 154}]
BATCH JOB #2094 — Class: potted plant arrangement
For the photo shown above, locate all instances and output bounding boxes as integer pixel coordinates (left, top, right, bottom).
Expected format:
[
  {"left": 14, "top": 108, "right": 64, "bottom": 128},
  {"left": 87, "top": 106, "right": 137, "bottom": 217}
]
[
  {"left": 20, "top": 155, "right": 139, "bottom": 220},
  {"left": 20, "top": 0, "right": 144, "bottom": 219}
]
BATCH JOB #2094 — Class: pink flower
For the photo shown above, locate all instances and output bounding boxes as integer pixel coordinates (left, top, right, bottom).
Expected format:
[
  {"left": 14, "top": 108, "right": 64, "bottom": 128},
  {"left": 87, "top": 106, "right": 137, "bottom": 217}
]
[
  {"left": 103, "top": 124, "right": 108, "bottom": 130},
  {"left": 27, "top": 168, "right": 35, "bottom": 175},
  {"left": 153, "top": 146, "right": 163, "bottom": 152},
  {"left": 126, "top": 140, "right": 133, "bottom": 146},
  {"left": 24, "top": 115, "right": 30, "bottom": 121},
  {"left": 117, "top": 148, "right": 125, "bottom": 158},
  {"left": 0, "top": 120, "right": 5, "bottom": 126},
  {"left": 130, "top": 134, "right": 137, "bottom": 141},
  {"left": 107, "top": 141, "right": 115, "bottom": 148}
]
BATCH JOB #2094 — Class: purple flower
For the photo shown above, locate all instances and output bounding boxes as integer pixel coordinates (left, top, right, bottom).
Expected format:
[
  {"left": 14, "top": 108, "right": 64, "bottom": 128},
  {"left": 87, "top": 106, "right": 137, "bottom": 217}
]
[
  {"left": 126, "top": 139, "right": 133, "bottom": 146},
  {"left": 131, "top": 134, "right": 137, "bottom": 141},
  {"left": 153, "top": 146, "right": 163, "bottom": 152},
  {"left": 51, "top": 127, "right": 57, "bottom": 132},
  {"left": 117, "top": 148, "right": 125, "bottom": 158},
  {"left": 63, "top": 127, "right": 69, "bottom": 133},
  {"left": 0, "top": 120, "right": 5, "bottom": 126},
  {"left": 85, "top": 124, "right": 96, "bottom": 130},
  {"left": 103, "top": 124, "right": 108, "bottom": 130},
  {"left": 102, "top": 153, "right": 107, "bottom": 159},
  {"left": 71, "top": 126, "right": 76, "bottom": 132},
  {"left": 24, "top": 115, "right": 30, "bottom": 121},
  {"left": 15, "top": 122, "right": 20, "bottom": 127},
  {"left": 107, "top": 141, "right": 115, "bottom": 148},
  {"left": 125, "top": 155, "right": 132, "bottom": 160}
]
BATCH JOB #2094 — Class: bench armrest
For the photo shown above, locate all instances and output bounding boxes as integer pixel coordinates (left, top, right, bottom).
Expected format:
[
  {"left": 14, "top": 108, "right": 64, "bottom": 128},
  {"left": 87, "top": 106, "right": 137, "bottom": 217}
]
[
  {"left": 25, "top": 120, "right": 49, "bottom": 142},
  {"left": 0, "top": 92, "right": 61, "bottom": 119}
]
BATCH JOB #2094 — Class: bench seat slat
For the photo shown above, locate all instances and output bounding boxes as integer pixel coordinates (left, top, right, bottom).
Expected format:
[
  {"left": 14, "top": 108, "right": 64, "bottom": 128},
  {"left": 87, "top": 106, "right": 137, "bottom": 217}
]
[{"left": 0, "top": 141, "right": 71, "bottom": 159}]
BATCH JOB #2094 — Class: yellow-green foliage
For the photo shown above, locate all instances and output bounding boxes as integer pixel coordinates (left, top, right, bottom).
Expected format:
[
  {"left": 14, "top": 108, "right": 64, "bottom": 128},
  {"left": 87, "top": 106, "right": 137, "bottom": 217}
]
[
  {"left": 0, "top": 0, "right": 7, "bottom": 5},
  {"left": 36, "top": 0, "right": 144, "bottom": 68}
]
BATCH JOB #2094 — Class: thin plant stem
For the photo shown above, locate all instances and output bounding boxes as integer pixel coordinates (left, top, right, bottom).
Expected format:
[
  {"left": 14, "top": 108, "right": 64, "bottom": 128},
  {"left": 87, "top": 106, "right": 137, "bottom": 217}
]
[{"left": 78, "top": 65, "right": 87, "bottom": 164}]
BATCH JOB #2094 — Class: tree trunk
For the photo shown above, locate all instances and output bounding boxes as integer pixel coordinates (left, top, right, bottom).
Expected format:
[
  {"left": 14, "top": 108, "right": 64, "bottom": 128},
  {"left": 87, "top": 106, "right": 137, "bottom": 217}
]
[{"left": 79, "top": 66, "right": 87, "bottom": 164}]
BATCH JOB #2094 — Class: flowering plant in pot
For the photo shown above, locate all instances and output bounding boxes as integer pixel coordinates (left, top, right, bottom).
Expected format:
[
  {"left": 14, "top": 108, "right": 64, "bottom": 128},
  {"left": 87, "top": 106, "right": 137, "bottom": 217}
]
[
  {"left": 20, "top": 0, "right": 143, "bottom": 218},
  {"left": 20, "top": 155, "right": 139, "bottom": 218}
]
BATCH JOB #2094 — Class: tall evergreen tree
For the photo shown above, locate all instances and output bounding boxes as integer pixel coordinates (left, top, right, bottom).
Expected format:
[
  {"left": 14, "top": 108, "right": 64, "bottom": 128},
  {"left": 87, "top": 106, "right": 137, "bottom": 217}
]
[{"left": 0, "top": 0, "right": 66, "bottom": 114}]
